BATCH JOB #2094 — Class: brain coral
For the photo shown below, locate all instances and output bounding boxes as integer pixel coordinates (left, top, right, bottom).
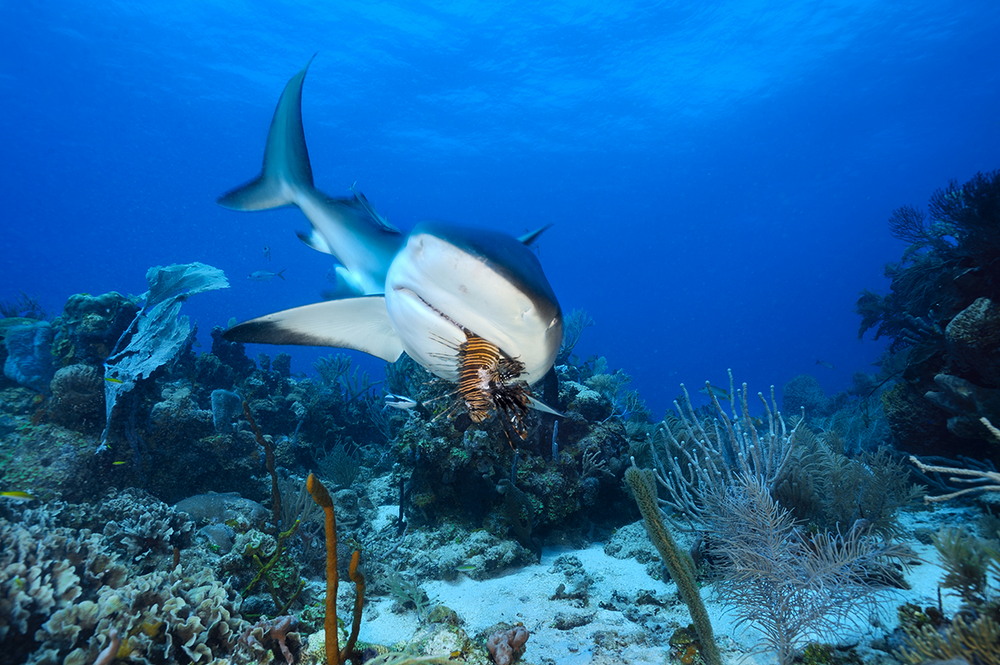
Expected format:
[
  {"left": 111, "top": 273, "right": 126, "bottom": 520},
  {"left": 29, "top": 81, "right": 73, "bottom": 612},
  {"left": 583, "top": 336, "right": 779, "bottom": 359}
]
[{"left": 47, "top": 363, "right": 105, "bottom": 433}]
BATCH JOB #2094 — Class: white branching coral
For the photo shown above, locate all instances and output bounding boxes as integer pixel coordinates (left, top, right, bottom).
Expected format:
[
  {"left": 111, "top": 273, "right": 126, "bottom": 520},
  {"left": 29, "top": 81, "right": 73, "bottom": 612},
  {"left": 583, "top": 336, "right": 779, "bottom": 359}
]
[
  {"left": 910, "top": 416, "right": 1000, "bottom": 502},
  {"left": 646, "top": 370, "right": 801, "bottom": 525}
]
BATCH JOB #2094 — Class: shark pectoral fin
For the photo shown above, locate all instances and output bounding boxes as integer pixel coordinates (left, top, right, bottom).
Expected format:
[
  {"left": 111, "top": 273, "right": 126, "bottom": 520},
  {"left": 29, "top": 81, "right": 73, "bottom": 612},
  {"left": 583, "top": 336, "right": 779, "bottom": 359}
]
[
  {"left": 223, "top": 296, "right": 404, "bottom": 362},
  {"left": 296, "top": 228, "right": 333, "bottom": 254},
  {"left": 526, "top": 395, "right": 564, "bottom": 417}
]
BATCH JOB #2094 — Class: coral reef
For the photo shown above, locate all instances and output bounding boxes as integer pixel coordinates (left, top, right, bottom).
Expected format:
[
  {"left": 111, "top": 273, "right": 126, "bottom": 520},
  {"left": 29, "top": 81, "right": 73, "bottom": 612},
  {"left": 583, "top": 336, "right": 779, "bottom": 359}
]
[
  {"left": 0, "top": 498, "right": 246, "bottom": 665},
  {"left": 96, "top": 488, "right": 196, "bottom": 572},
  {"left": 0, "top": 420, "right": 105, "bottom": 502},
  {"left": 52, "top": 291, "right": 138, "bottom": 367},
  {"left": 47, "top": 363, "right": 105, "bottom": 434},
  {"left": 3, "top": 320, "right": 54, "bottom": 393},
  {"left": 857, "top": 169, "right": 1000, "bottom": 457},
  {"left": 9, "top": 242, "right": 1000, "bottom": 665},
  {"left": 386, "top": 354, "right": 638, "bottom": 551}
]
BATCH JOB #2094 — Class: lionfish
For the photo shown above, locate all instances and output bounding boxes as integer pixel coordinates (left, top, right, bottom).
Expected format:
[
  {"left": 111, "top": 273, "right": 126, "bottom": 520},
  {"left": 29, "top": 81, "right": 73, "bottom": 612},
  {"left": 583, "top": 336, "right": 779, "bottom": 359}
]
[{"left": 456, "top": 331, "right": 534, "bottom": 441}]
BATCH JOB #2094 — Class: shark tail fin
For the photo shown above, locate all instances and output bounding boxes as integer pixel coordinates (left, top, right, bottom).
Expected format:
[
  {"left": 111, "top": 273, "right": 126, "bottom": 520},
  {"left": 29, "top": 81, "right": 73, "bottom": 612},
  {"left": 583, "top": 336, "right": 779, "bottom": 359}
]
[{"left": 217, "top": 56, "right": 317, "bottom": 211}]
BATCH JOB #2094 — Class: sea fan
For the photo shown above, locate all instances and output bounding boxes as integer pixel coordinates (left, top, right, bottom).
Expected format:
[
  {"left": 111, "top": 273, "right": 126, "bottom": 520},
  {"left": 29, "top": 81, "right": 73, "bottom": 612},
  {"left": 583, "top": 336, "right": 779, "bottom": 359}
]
[{"left": 704, "top": 473, "right": 910, "bottom": 665}]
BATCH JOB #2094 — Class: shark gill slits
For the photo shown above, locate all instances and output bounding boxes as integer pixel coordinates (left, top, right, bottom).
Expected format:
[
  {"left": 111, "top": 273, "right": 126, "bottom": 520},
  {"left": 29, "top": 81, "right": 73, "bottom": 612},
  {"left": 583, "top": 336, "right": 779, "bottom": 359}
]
[{"left": 456, "top": 331, "right": 531, "bottom": 441}]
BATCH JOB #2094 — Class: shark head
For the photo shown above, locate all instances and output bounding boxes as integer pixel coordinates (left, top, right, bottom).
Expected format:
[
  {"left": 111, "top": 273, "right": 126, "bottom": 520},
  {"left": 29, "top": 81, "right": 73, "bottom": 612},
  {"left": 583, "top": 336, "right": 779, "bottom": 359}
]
[
  {"left": 219, "top": 59, "right": 564, "bottom": 430},
  {"left": 385, "top": 222, "right": 563, "bottom": 385}
]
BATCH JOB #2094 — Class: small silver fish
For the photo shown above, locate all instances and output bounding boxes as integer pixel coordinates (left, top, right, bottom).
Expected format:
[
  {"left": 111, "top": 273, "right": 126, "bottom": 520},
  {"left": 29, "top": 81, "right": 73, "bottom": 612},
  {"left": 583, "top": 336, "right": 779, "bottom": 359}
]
[
  {"left": 384, "top": 393, "right": 419, "bottom": 410},
  {"left": 248, "top": 269, "right": 286, "bottom": 281},
  {"left": 699, "top": 384, "right": 731, "bottom": 402}
]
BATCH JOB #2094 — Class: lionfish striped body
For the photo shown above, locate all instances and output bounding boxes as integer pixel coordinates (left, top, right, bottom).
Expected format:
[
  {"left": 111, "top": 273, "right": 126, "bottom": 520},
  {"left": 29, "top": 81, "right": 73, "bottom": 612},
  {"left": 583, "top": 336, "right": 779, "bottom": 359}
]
[{"left": 457, "top": 331, "right": 532, "bottom": 439}]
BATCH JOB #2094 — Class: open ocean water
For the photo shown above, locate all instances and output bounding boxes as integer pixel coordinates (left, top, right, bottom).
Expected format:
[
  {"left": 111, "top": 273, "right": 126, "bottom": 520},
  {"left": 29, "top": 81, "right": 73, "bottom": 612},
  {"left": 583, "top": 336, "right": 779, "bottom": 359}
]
[{"left": 2, "top": 1, "right": 997, "bottom": 415}]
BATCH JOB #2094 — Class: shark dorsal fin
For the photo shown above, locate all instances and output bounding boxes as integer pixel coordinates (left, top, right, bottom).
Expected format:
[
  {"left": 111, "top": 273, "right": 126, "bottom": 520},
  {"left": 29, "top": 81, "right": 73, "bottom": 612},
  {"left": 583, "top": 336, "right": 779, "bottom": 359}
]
[{"left": 518, "top": 224, "right": 552, "bottom": 246}]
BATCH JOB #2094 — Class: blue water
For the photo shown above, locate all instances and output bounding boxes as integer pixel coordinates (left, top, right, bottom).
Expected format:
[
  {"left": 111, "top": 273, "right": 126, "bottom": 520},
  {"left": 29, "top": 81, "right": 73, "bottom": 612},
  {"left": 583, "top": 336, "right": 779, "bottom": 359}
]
[{"left": 3, "top": 1, "right": 999, "bottom": 416}]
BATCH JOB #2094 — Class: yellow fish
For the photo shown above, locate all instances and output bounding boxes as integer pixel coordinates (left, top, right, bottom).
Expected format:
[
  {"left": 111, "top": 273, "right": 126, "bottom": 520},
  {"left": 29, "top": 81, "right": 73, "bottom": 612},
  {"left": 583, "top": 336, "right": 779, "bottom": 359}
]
[
  {"left": 1, "top": 491, "right": 37, "bottom": 502},
  {"left": 104, "top": 377, "right": 124, "bottom": 384}
]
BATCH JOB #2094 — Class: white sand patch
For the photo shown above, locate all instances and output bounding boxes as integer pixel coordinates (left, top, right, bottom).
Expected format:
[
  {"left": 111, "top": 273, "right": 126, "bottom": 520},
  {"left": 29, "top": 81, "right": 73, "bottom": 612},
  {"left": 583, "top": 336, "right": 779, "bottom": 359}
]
[
  {"left": 360, "top": 543, "right": 678, "bottom": 664},
  {"left": 359, "top": 542, "right": 770, "bottom": 663},
  {"left": 356, "top": 505, "right": 973, "bottom": 665}
]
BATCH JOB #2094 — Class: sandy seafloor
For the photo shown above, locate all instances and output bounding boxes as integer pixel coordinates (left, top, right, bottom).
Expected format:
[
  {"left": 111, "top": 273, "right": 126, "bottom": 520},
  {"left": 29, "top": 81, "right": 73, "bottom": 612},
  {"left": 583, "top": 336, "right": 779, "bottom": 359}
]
[{"left": 354, "top": 503, "right": 973, "bottom": 665}]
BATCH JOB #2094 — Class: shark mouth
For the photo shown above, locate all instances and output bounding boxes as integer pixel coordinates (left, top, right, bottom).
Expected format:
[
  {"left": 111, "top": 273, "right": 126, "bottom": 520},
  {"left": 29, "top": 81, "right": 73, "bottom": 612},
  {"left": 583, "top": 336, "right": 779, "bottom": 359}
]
[{"left": 394, "top": 286, "right": 462, "bottom": 329}]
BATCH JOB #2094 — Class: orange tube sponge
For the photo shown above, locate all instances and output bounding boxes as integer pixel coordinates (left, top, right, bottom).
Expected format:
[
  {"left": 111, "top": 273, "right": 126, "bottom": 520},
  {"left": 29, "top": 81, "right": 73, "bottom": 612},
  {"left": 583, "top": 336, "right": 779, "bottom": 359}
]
[
  {"left": 344, "top": 550, "right": 365, "bottom": 659},
  {"left": 307, "top": 473, "right": 339, "bottom": 665}
]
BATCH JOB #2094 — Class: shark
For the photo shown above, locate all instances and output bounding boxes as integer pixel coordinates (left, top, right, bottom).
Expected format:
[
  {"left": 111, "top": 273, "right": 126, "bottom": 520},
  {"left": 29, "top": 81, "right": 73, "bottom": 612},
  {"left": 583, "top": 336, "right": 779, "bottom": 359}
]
[{"left": 217, "top": 59, "right": 564, "bottom": 430}]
